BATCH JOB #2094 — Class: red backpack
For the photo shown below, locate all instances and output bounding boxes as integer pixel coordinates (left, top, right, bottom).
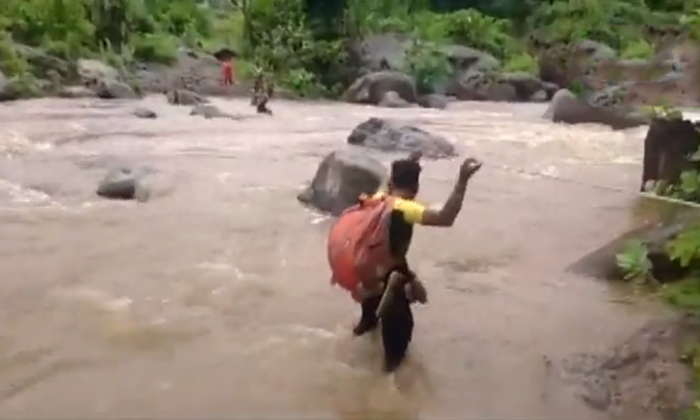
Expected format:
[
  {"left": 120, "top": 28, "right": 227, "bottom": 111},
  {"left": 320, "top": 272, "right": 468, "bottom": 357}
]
[{"left": 327, "top": 194, "right": 396, "bottom": 302}]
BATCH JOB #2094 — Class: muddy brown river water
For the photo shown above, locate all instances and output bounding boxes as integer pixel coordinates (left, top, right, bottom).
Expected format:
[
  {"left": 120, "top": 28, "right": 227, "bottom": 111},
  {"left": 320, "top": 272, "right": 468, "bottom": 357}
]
[{"left": 0, "top": 96, "right": 675, "bottom": 419}]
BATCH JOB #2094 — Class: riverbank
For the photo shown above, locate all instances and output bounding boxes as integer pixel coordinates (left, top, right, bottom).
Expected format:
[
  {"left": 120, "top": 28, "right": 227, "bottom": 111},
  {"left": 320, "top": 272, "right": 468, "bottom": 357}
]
[{"left": 1, "top": 0, "right": 699, "bottom": 108}]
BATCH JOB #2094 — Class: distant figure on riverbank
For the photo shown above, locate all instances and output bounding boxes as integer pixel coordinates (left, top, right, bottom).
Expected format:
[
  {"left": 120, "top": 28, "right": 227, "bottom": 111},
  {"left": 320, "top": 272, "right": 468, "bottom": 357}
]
[
  {"left": 221, "top": 59, "right": 234, "bottom": 87},
  {"left": 251, "top": 68, "right": 273, "bottom": 115}
]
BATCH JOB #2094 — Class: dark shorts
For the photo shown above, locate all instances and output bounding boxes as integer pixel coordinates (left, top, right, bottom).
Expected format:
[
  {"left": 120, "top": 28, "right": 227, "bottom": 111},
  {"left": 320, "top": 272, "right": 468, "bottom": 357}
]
[{"left": 358, "top": 276, "right": 414, "bottom": 372}]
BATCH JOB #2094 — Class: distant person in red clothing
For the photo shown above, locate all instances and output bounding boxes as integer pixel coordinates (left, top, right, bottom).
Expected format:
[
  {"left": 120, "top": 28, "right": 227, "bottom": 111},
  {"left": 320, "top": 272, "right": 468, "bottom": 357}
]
[{"left": 221, "top": 59, "right": 234, "bottom": 86}]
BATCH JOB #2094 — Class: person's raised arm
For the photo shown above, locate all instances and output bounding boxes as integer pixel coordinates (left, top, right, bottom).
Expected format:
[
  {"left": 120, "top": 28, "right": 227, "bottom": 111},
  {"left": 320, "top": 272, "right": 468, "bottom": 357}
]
[{"left": 420, "top": 157, "right": 482, "bottom": 227}]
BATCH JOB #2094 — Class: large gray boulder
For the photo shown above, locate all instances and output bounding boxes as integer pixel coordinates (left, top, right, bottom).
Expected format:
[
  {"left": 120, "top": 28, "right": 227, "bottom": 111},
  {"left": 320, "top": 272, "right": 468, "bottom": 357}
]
[
  {"left": 446, "top": 69, "right": 517, "bottom": 102},
  {"left": 167, "top": 88, "right": 206, "bottom": 106},
  {"left": 77, "top": 58, "right": 137, "bottom": 99},
  {"left": 442, "top": 44, "right": 500, "bottom": 73},
  {"left": 77, "top": 59, "right": 120, "bottom": 81},
  {"left": 297, "top": 149, "right": 387, "bottom": 216},
  {"left": 347, "top": 117, "right": 457, "bottom": 159},
  {"left": 343, "top": 71, "right": 417, "bottom": 105},
  {"left": 543, "top": 89, "right": 649, "bottom": 130},
  {"left": 133, "top": 107, "right": 157, "bottom": 119},
  {"left": 500, "top": 72, "right": 558, "bottom": 102},
  {"left": 94, "top": 78, "right": 137, "bottom": 99},
  {"left": 96, "top": 167, "right": 150, "bottom": 201},
  {"left": 350, "top": 33, "right": 409, "bottom": 72},
  {"left": 537, "top": 39, "right": 616, "bottom": 89},
  {"left": 417, "top": 93, "right": 451, "bottom": 110},
  {"left": 642, "top": 118, "right": 700, "bottom": 191}
]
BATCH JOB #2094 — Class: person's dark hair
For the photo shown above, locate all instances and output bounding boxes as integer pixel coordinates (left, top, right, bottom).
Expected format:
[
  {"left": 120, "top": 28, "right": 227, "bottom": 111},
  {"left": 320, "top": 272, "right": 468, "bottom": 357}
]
[{"left": 390, "top": 156, "right": 422, "bottom": 192}]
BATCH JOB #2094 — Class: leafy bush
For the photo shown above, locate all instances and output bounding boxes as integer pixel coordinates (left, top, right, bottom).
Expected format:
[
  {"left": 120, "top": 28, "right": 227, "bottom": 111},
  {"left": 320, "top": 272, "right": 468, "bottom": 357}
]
[
  {"left": 0, "top": 0, "right": 216, "bottom": 66},
  {"left": 402, "top": 40, "right": 451, "bottom": 94},
  {"left": 441, "top": 10, "right": 515, "bottom": 58},
  {"left": 503, "top": 52, "right": 538, "bottom": 74},
  {"left": 0, "top": 33, "right": 30, "bottom": 76},
  {"left": 240, "top": 0, "right": 349, "bottom": 97},
  {"left": 131, "top": 33, "right": 179, "bottom": 64},
  {"left": 620, "top": 39, "right": 655, "bottom": 60},
  {"left": 616, "top": 240, "right": 654, "bottom": 284}
]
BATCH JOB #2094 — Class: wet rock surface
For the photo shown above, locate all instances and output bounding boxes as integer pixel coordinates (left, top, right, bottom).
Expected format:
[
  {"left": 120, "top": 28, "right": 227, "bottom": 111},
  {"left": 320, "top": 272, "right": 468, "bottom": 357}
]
[
  {"left": 297, "top": 148, "right": 387, "bottom": 216},
  {"left": 343, "top": 71, "right": 418, "bottom": 105},
  {"left": 167, "top": 88, "right": 207, "bottom": 106},
  {"left": 567, "top": 209, "right": 699, "bottom": 283},
  {"left": 378, "top": 91, "right": 413, "bottom": 108},
  {"left": 642, "top": 118, "right": 700, "bottom": 191},
  {"left": 544, "top": 89, "right": 650, "bottom": 130},
  {"left": 561, "top": 315, "right": 698, "bottom": 419},
  {"left": 189, "top": 104, "right": 239, "bottom": 119},
  {"left": 57, "top": 85, "right": 96, "bottom": 99},
  {"left": 96, "top": 167, "right": 151, "bottom": 201},
  {"left": 134, "top": 107, "right": 157, "bottom": 119},
  {"left": 347, "top": 117, "right": 457, "bottom": 158},
  {"left": 417, "top": 93, "right": 451, "bottom": 109}
]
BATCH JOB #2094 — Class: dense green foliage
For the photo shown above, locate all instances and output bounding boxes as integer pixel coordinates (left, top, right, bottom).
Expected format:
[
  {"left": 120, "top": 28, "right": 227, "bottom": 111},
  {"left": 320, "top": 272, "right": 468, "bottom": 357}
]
[{"left": 0, "top": 0, "right": 698, "bottom": 98}]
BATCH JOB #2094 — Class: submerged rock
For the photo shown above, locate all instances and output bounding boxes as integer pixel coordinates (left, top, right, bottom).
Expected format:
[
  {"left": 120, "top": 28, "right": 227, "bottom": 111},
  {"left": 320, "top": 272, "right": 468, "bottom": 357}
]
[
  {"left": 417, "top": 93, "right": 451, "bottom": 110},
  {"left": 544, "top": 89, "right": 649, "bottom": 130},
  {"left": 133, "top": 107, "right": 157, "bottom": 119},
  {"left": 96, "top": 167, "right": 150, "bottom": 201},
  {"left": 167, "top": 89, "right": 206, "bottom": 106}
]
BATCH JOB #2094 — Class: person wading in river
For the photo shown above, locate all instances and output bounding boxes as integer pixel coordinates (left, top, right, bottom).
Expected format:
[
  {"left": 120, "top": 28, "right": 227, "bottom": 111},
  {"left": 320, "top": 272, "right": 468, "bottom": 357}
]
[
  {"left": 251, "top": 68, "right": 273, "bottom": 115},
  {"left": 327, "top": 152, "right": 483, "bottom": 373}
]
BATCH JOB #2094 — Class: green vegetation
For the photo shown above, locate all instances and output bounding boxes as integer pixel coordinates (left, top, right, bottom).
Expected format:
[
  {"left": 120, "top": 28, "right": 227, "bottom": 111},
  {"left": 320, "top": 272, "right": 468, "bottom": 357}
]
[{"left": 0, "top": 0, "right": 698, "bottom": 99}]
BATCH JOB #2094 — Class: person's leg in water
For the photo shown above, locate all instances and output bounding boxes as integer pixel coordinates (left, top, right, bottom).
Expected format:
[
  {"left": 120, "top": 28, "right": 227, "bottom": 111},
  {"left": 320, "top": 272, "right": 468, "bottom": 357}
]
[
  {"left": 353, "top": 293, "right": 380, "bottom": 335},
  {"left": 353, "top": 271, "right": 415, "bottom": 372},
  {"left": 256, "top": 96, "right": 272, "bottom": 115},
  {"left": 380, "top": 275, "right": 414, "bottom": 373}
]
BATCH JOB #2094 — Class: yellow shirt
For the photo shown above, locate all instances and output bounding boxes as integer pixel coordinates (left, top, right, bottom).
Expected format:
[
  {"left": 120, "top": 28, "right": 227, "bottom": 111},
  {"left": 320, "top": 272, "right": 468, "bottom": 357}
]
[{"left": 372, "top": 191, "right": 426, "bottom": 225}]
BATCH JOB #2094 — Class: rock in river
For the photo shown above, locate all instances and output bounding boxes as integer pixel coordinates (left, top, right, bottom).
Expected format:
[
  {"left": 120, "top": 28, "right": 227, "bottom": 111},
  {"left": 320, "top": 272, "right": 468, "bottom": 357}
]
[
  {"left": 96, "top": 167, "right": 150, "bottom": 201},
  {"left": 297, "top": 149, "right": 387, "bottom": 216},
  {"left": 189, "top": 104, "right": 240, "bottom": 119},
  {"left": 133, "top": 107, "right": 157, "bottom": 119},
  {"left": 348, "top": 117, "right": 457, "bottom": 159},
  {"left": 343, "top": 71, "right": 417, "bottom": 105},
  {"left": 543, "top": 89, "right": 649, "bottom": 130},
  {"left": 77, "top": 58, "right": 138, "bottom": 99},
  {"left": 642, "top": 118, "right": 700, "bottom": 192},
  {"left": 417, "top": 94, "right": 451, "bottom": 110},
  {"left": 378, "top": 91, "right": 413, "bottom": 108},
  {"left": 167, "top": 88, "right": 207, "bottom": 106},
  {"left": 567, "top": 208, "right": 699, "bottom": 283}
]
